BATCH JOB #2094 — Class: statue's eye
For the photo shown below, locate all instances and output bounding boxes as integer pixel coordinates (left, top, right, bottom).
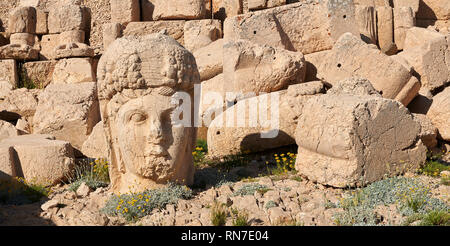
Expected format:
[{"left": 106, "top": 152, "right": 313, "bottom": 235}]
[{"left": 130, "top": 112, "right": 147, "bottom": 123}]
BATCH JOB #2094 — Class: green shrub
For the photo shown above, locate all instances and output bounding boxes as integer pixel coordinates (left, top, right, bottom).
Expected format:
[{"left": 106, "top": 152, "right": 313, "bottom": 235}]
[
  {"left": 66, "top": 159, "right": 110, "bottom": 191},
  {"left": 0, "top": 178, "right": 50, "bottom": 205},
  {"left": 265, "top": 200, "right": 278, "bottom": 209},
  {"left": 102, "top": 183, "right": 193, "bottom": 222},
  {"left": 333, "top": 177, "right": 450, "bottom": 226},
  {"left": 193, "top": 139, "right": 208, "bottom": 166},
  {"left": 232, "top": 183, "right": 270, "bottom": 197},
  {"left": 266, "top": 152, "right": 297, "bottom": 176},
  {"left": 418, "top": 159, "right": 449, "bottom": 177},
  {"left": 419, "top": 210, "right": 450, "bottom": 226},
  {"left": 231, "top": 208, "right": 250, "bottom": 226}
]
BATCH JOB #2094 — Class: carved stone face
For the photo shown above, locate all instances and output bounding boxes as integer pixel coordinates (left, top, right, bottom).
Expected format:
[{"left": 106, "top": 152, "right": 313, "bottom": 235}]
[
  {"left": 97, "top": 34, "right": 199, "bottom": 193},
  {"left": 111, "top": 93, "right": 188, "bottom": 180}
]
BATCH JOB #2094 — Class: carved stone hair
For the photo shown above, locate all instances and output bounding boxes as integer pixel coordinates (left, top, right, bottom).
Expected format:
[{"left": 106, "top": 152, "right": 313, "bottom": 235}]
[{"left": 97, "top": 34, "right": 200, "bottom": 103}]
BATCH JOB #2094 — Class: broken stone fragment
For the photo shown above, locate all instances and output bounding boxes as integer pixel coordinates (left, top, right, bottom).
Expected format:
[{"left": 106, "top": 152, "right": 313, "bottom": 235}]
[
  {"left": 313, "top": 32, "right": 420, "bottom": 106},
  {"left": 0, "top": 135, "right": 75, "bottom": 185},
  {"left": 33, "top": 82, "right": 101, "bottom": 151},
  {"left": 224, "top": 0, "right": 359, "bottom": 55},
  {"left": 223, "top": 39, "right": 306, "bottom": 100},
  {"left": 295, "top": 79, "right": 427, "bottom": 188},
  {"left": 8, "top": 6, "right": 37, "bottom": 34}
]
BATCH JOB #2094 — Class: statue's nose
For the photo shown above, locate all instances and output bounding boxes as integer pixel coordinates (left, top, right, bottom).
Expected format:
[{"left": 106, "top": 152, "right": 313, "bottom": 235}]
[{"left": 148, "top": 118, "right": 163, "bottom": 143}]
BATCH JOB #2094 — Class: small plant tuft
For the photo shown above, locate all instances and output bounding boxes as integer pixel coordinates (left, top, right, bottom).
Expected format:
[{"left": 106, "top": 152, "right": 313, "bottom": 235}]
[
  {"left": 102, "top": 183, "right": 193, "bottom": 222},
  {"left": 210, "top": 202, "right": 228, "bottom": 226}
]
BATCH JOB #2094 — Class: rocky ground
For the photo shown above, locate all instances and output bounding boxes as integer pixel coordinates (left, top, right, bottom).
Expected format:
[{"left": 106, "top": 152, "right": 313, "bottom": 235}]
[{"left": 1, "top": 150, "right": 448, "bottom": 227}]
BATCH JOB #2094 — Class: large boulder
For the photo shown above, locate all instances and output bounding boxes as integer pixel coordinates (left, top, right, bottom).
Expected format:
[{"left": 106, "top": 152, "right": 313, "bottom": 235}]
[
  {"left": 207, "top": 81, "right": 325, "bottom": 156},
  {"left": 416, "top": 0, "right": 450, "bottom": 20},
  {"left": 223, "top": 39, "right": 306, "bottom": 99},
  {"left": 110, "top": 0, "right": 140, "bottom": 25},
  {"left": 52, "top": 58, "right": 96, "bottom": 84},
  {"left": 427, "top": 87, "right": 450, "bottom": 141},
  {"left": 194, "top": 39, "right": 224, "bottom": 81},
  {"left": 0, "top": 60, "right": 18, "bottom": 90},
  {"left": 8, "top": 6, "right": 37, "bottom": 34},
  {"left": 152, "top": 0, "right": 206, "bottom": 20},
  {"left": 48, "top": 4, "right": 89, "bottom": 33},
  {"left": 0, "top": 88, "right": 39, "bottom": 120},
  {"left": 314, "top": 32, "right": 420, "bottom": 106},
  {"left": 123, "top": 21, "right": 186, "bottom": 45},
  {"left": 0, "top": 44, "right": 39, "bottom": 61},
  {"left": 81, "top": 121, "right": 108, "bottom": 159},
  {"left": 224, "top": 0, "right": 359, "bottom": 55},
  {"left": 0, "top": 121, "right": 22, "bottom": 142},
  {"left": 295, "top": 79, "right": 427, "bottom": 188},
  {"left": 33, "top": 82, "right": 101, "bottom": 151},
  {"left": 0, "top": 135, "right": 75, "bottom": 184},
  {"left": 397, "top": 27, "right": 449, "bottom": 91},
  {"left": 184, "top": 19, "right": 222, "bottom": 52}
]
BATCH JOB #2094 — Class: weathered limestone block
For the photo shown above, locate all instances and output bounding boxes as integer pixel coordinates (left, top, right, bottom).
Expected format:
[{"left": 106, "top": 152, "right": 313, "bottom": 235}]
[
  {"left": 58, "top": 30, "right": 85, "bottom": 45},
  {"left": 224, "top": 0, "right": 359, "bottom": 55},
  {"left": 9, "top": 33, "right": 38, "bottom": 48},
  {"left": 213, "top": 0, "right": 243, "bottom": 21},
  {"left": 355, "top": 5, "right": 377, "bottom": 44},
  {"left": 102, "top": 23, "right": 123, "bottom": 50},
  {"left": 198, "top": 74, "right": 226, "bottom": 130},
  {"left": 304, "top": 50, "right": 331, "bottom": 81},
  {"left": 8, "top": 6, "right": 37, "bottom": 34},
  {"left": 0, "top": 146, "right": 15, "bottom": 180},
  {"left": 97, "top": 34, "right": 199, "bottom": 193},
  {"left": 54, "top": 43, "right": 95, "bottom": 59},
  {"left": 376, "top": 6, "right": 396, "bottom": 55},
  {"left": 223, "top": 39, "right": 306, "bottom": 98},
  {"left": 110, "top": 0, "right": 140, "bottom": 25},
  {"left": 184, "top": 19, "right": 222, "bottom": 52},
  {"left": 0, "top": 83, "right": 13, "bottom": 100},
  {"left": 22, "top": 60, "right": 57, "bottom": 89},
  {"left": 427, "top": 87, "right": 450, "bottom": 141},
  {"left": 207, "top": 82, "right": 324, "bottom": 156},
  {"left": 416, "top": 0, "right": 450, "bottom": 20},
  {"left": 52, "top": 58, "right": 96, "bottom": 84},
  {"left": 153, "top": 0, "right": 206, "bottom": 20},
  {"left": 81, "top": 121, "right": 108, "bottom": 159},
  {"left": 123, "top": 21, "right": 185, "bottom": 45},
  {"left": 295, "top": 79, "right": 427, "bottom": 188},
  {"left": 194, "top": 39, "right": 224, "bottom": 81},
  {"left": 314, "top": 33, "right": 420, "bottom": 106},
  {"left": 0, "top": 60, "right": 18, "bottom": 90},
  {"left": 0, "top": 121, "right": 22, "bottom": 142},
  {"left": 48, "top": 4, "right": 88, "bottom": 33},
  {"left": 398, "top": 27, "right": 449, "bottom": 91},
  {"left": 393, "top": 0, "right": 419, "bottom": 13},
  {"left": 394, "top": 6, "right": 415, "bottom": 50},
  {"left": 0, "top": 44, "right": 39, "bottom": 61},
  {"left": 40, "top": 34, "right": 59, "bottom": 60},
  {"left": 248, "top": 0, "right": 286, "bottom": 11},
  {"left": 36, "top": 9, "right": 48, "bottom": 34},
  {"left": 33, "top": 82, "right": 101, "bottom": 150},
  {"left": 40, "top": 31, "right": 85, "bottom": 60},
  {"left": 0, "top": 135, "right": 75, "bottom": 185},
  {"left": 0, "top": 88, "right": 39, "bottom": 119},
  {"left": 413, "top": 113, "right": 438, "bottom": 149}
]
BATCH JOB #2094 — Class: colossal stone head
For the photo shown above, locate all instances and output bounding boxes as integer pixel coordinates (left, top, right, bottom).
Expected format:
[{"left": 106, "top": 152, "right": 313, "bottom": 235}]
[{"left": 97, "top": 34, "right": 200, "bottom": 194}]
